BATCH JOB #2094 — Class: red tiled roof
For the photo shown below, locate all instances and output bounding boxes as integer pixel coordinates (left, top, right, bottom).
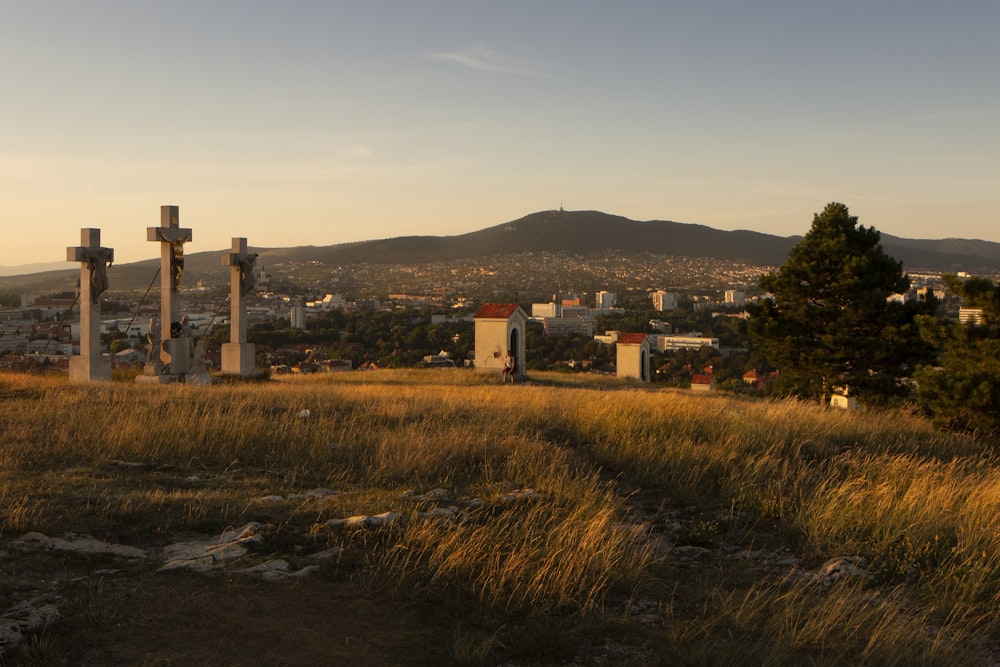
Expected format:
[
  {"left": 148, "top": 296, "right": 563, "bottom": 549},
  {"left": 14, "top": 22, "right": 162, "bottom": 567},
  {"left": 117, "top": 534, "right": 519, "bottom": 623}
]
[
  {"left": 691, "top": 374, "right": 715, "bottom": 385},
  {"left": 616, "top": 333, "right": 647, "bottom": 345},
  {"left": 474, "top": 303, "right": 519, "bottom": 319}
]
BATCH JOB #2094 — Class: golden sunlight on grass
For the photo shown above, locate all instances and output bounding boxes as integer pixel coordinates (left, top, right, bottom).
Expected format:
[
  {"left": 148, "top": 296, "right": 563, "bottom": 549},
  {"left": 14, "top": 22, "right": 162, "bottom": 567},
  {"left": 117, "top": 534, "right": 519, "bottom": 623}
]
[{"left": 0, "top": 369, "right": 997, "bottom": 664}]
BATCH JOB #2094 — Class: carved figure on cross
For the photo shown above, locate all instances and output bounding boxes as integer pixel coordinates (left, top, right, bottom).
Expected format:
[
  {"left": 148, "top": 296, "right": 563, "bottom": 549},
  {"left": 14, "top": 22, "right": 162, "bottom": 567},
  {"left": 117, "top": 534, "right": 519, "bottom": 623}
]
[
  {"left": 237, "top": 253, "right": 258, "bottom": 296},
  {"left": 67, "top": 229, "right": 114, "bottom": 302},
  {"left": 168, "top": 237, "right": 186, "bottom": 289},
  {"left": 148, "top": 206, "right": 192, "bottom": 291}
]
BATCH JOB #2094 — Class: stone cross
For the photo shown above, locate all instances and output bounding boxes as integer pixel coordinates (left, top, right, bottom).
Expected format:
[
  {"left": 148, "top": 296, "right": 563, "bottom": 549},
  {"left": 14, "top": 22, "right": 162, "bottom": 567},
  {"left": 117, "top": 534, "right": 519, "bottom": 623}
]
[
  {"left": 222, "top": 238, "right": 257, "bottom": 344},
  {"left": 146, "top": 206, "right": 192, "bottom": 373},
  {"left": 146, "top": 205, "right": 191, "bottom": 344},
  {"left": 220, "top": 237, "right": 258, "bottom": 375},
  {"left": 66, "top": 228, "right": 114, "bottom": 382}
]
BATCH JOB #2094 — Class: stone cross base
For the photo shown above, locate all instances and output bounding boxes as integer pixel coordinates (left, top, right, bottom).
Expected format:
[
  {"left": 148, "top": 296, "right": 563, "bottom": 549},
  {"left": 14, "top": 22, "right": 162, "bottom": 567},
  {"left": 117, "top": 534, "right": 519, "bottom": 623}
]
[
  {"left": 162, "top": 338, "right": 191, "bottom": 376},
  {"left": 185, "top": 372, "right": 212, "bottom": 386},
  {"left": 142, "top": 361, "right": 163, "bottom": 376},
  {"left": 69, "top": 356, "right": 112, "bottom": 383},
  {"left": 221, "top": 343, "right": 256, "bottom": 376},
  {"left": 134, "top": 368, "right": 210, "bottom": 385},
  {"left": 136, "top": 363, "right": 179, "bottom": 384},
  {"left": 135, "top": 372, "right": 179, "bottom": 385}
]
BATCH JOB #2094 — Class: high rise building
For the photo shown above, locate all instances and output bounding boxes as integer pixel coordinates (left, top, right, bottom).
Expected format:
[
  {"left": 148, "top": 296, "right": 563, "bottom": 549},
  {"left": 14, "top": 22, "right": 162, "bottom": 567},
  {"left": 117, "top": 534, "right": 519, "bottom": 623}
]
[
  {"left": 595, "top": 291, "right": 616, "bottom": 310},
  {"left": 651, "top": 290, "right": 677, "bottom": 311}
]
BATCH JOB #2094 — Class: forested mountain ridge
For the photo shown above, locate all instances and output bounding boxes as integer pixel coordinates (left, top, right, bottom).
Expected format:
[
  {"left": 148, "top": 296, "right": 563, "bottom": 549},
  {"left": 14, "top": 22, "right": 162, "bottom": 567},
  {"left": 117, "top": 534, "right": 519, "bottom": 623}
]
[{"left": 4, "top": 210, "right": 1000, "bottom": 293}]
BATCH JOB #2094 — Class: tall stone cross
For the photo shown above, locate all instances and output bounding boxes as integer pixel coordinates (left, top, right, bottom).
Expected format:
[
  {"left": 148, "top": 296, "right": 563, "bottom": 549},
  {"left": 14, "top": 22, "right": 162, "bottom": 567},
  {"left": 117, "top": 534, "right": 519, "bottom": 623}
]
[
  {"left": 147, "top": 205, "right": 192, "bottom": 372},
  {"left": 146, "top": 205, "right": 191, "bottom": 343},
  {"left": 66, "top": 228, "right": 114, "bottom": 382},
  {"left": 220, "top": 237, "right": 258, "bottom": 375}
]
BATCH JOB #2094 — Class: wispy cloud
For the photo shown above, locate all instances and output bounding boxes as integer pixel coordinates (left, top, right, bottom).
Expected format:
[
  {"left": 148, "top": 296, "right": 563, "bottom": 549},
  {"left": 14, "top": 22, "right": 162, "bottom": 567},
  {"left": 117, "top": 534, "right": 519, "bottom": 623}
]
[{"left": 427, "top": 46, "right": 544, "bottom": 77}]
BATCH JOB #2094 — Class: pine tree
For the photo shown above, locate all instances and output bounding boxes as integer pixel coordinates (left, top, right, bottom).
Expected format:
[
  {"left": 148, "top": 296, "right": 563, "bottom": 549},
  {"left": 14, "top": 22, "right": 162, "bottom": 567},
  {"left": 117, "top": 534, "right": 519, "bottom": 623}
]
[
  {"left": 915, "top": 275, "right": 1000, "bottom": 435},
  {"left": 747, "top": 202, "right": 928, "bottom": 404}
]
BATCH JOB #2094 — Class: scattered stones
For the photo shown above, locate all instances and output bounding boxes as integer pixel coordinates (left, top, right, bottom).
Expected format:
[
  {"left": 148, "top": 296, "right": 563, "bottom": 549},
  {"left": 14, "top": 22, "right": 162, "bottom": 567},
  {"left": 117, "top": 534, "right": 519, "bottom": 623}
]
[
  {"left": 803, "top": 556, "right": 873, "bottom": 588},
  {"left": 0, "top": 620, "right": 23, "bottom": 657},
  {"left": 158, "top": 522, "right": 262, "bottom": 573},
  {"left": 254, "top": 488, "right": 336, "bottom": 504},
  {"left": 327, "top": 512, "right": 400, "bottom": 529},
  {"left": 462, "top": 497, "right": 485, "bottom": 510},
  {"left": 421, "top": 506, "right": 460, "bottom": 521},
  {"left": 240, "top": 559, "right": 320, "bottom": 581},
  {"left": 669, "top": 545, "right": 713, "bottom": 562},
  {"left": 305, "top": 547, "right": 342, "bottom": 562},
  {"left": 401, "top": 488, "right": 450, "bottom": 502},
  {"left": 727, "top": 549, "right": 801, "bottom": 569},
  {"left": 1, "top": 595, "right": 62, "bottom": 658},
  {"left": 11, "top": 532, "right": 147, "bottom": 560},
  {"left": 498, "top": 488, "right": 541, "bottom": 503},
  {"left": 288, "top": 488, "right": 335, "bottom": 501}
]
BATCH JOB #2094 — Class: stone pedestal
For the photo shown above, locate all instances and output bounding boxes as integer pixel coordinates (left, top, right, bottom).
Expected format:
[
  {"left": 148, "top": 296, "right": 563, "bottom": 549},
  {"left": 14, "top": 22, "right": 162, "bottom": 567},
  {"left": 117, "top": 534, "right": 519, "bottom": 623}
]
[
  {"left": 222, "top": 343, "right": 256, "bottom": 376},
  {"left": 69, "top": 355, "right": 111, "bottom": 383},
  {"left": 185, "top": 371, "right": 212, "bottom": 386},
  {"left": 135, "top": 368, "right": 176, "bottom": 384},
  {"left": 162, "top": 337, "right": 191, "bottom": 376}
]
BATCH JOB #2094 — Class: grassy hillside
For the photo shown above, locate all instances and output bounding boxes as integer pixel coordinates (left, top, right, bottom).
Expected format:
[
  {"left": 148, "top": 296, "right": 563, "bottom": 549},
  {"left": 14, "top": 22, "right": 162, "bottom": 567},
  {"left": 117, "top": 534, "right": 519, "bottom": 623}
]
[{"left": 1, "top": 370, "right": 999, "bottom": 665}]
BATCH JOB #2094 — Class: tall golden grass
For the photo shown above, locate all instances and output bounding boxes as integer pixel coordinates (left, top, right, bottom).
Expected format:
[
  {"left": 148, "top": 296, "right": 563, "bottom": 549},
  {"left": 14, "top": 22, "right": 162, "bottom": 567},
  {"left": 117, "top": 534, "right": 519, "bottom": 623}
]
[{"left": 1, "top": 369, "right": 998, "bottom": 662}]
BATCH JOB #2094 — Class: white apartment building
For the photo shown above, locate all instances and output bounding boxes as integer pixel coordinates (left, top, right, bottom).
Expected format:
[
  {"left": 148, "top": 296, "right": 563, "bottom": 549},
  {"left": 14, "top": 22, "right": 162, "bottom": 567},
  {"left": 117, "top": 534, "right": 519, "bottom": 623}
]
[
  {"left": 724, "top": 290, "right": 745, "bottom": 307},
  {"left": 594, "top": 330, "right": 620, "bottom": 344},
  {"left": 657, "top": 334, "right": 719, "bottom": 351},
  {"left": 595, "top": 291, "right": 616, "bottom": 310},
  {"left": 532, "top": 302, "right": 560, "bottom": 318},
  {"left": 543, "top": 316, "right": 594, "bottom": 337},
  {"left": 290, "top": 305, "right": 306, "bottom": 330},
  {"left": 651, "top": 290, "right": 678, "bottom": 311},
  {"left": 649, "top": 319, "right": 672, "bottom": 334},
  {"left": 307, "top": 294, "right": 345, "bottom": 310},
  {"left": 959, "top": 308, "right": 984, "bottom": 325},
  {"left": 561, "top": 306, "right": 590, "bottom": 318}
]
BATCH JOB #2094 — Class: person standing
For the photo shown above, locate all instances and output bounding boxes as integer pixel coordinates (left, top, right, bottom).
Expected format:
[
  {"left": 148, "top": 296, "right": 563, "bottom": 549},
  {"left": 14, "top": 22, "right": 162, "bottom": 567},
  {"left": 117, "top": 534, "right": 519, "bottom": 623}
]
[{"left": 502, "top": 350, "right": 515, "bottom": 384}]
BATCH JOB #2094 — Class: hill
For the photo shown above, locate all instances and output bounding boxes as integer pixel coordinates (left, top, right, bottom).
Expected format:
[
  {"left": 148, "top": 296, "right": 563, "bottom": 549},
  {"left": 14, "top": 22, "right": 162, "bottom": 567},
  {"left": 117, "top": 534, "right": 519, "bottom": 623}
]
[{"left": 4, "top": 210, "right": 1000, "bottom": 293}]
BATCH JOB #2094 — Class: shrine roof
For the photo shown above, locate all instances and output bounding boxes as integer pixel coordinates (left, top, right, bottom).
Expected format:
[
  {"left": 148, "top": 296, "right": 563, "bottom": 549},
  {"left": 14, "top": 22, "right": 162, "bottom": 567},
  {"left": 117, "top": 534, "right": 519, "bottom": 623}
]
[
  {"left": 474, "top": 303, "right": 520, "bottom": 319},
  {"left": 616, "top": 333, "right": 647, "bottom": 345}
]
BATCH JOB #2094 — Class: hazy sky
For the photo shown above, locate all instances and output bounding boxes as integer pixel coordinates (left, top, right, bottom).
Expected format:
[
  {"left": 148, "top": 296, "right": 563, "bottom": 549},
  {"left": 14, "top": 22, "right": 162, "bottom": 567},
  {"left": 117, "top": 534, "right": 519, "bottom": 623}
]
[{"left": 3, "top": 1, "right": 998, "bottom": 266}]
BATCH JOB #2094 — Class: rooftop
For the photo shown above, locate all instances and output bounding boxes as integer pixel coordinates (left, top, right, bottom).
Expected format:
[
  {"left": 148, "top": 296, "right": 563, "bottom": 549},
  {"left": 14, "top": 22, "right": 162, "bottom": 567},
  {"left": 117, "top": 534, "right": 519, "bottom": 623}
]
[{"left": 474, "top": 303, "right": 520, "bottom": 319}]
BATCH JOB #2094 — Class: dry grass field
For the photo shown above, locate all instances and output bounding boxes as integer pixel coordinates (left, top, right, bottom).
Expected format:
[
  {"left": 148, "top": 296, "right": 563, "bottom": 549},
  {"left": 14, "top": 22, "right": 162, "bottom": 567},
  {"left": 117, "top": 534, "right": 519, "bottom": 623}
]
[{"left": 2, "top": 369, "right": 999, "bottom": 665}]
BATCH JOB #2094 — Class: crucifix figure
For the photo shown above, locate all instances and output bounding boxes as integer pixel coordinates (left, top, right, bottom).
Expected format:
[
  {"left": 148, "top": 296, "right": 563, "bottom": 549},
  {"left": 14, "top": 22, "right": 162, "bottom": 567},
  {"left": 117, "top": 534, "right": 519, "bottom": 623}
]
[
  {"left": 66, "top": 228, "right": 114, "bottom": 382},
  {"left": 68, "top": 228, "right": 114, "bottom": 303}
]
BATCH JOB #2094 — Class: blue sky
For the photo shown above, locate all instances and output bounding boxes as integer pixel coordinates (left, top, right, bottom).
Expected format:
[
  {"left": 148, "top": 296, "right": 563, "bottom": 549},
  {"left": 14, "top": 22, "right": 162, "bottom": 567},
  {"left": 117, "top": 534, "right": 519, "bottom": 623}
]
[{"left": 2, "top": 1, "right": 998, "bottom": 265}]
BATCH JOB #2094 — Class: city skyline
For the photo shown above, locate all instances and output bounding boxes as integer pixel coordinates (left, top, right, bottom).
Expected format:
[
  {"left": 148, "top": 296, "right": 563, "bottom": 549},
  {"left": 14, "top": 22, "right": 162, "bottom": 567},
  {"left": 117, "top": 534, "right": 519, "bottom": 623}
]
[{"left": 3, "top": 1, "right": 999, "bottom": 266}]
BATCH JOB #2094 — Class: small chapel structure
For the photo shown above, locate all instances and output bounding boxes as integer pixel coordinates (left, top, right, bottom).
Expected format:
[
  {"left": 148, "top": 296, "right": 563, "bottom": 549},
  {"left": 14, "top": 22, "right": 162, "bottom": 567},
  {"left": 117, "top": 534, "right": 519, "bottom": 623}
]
[
  {"left": 473, "top": 303, "right": 528, "bottom": 380},
  {"left": 616, "top": 333, "right": 651, "bottom": 382}
]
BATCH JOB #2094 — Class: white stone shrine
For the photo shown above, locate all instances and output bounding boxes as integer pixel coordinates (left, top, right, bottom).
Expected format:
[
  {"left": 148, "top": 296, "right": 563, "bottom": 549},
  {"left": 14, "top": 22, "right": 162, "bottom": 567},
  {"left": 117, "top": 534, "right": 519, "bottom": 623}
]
[
  {"left": 66, "top": 228, "right": 114, "bottom": 382},
  {"left": 473, "top": 303, "right": 527, "bottom": 380},
  {"left": 616, "top": 333, "right": 651, "bottom": 382}
]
